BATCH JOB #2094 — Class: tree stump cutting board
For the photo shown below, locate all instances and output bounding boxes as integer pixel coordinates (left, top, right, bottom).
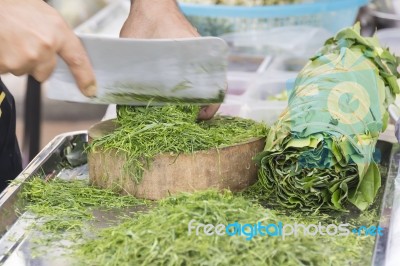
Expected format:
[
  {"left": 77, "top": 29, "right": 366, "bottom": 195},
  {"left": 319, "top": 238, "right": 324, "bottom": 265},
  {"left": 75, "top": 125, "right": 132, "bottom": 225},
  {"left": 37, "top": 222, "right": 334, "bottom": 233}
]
[{"left": 88, "top": 120, "right": 265, "bottom": 200}]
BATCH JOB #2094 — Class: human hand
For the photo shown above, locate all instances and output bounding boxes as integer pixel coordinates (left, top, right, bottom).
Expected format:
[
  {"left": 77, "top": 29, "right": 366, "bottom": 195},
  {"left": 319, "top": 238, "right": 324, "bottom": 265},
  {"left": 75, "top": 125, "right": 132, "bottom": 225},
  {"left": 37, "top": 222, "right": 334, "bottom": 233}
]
[
  {"left": 0, "top": 0, "right": 96, "bottom": 96},
  {"left": 120, "top": 0, "right": 222, "bottom": 120}
]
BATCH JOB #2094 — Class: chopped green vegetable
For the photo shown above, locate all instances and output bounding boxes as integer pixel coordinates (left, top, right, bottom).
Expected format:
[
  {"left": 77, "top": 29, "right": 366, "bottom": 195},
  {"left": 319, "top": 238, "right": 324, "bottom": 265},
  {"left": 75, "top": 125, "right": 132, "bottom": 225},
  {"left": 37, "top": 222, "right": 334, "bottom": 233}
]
[
  {"left": 90, "top": 105, "right": 267, "bottom": 183},
  {"left": 255, "top": 24, "right": 400, "bottom": 211},
  {"left": 75, "top": 190, "right": 376, "bottom": 266},
  {"left": 18, "top": 175, "right": 380, "bottom": 265},
  {"left": 20, "top": 177, "right": 146, "bottom": 233},
  {"left": 101, "top": 82, "right": 226, "bottom": 105}
]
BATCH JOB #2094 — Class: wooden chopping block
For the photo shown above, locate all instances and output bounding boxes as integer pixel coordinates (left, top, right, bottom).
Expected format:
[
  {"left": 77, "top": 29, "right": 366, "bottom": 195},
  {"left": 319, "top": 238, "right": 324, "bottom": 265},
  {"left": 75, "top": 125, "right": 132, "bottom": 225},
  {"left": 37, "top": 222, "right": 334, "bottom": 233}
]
[{"left": 88, "top": 119, "right": 265, "bottom": 200}]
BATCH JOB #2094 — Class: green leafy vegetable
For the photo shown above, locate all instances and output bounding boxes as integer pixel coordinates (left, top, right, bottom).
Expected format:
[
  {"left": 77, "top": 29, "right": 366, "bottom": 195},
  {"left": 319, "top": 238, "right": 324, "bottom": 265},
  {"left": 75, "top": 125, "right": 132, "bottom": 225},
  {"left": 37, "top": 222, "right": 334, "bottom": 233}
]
[
  {"left": 21, "top": 177, "right": 146, "bottom": 233},
  {"left": 18, "top": 177, "right": 380, "bottom": 265},
  {"left": 255, "top": 23, "right": 400, "bottom": 211},
  {"left": 75, "top": 190, "right": 375, "bottom": 266}
]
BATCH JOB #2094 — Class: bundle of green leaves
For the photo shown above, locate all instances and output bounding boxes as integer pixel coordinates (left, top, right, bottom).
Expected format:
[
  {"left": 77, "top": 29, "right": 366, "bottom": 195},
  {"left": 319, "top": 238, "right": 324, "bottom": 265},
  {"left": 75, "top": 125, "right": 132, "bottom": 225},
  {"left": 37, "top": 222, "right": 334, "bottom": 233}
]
[
  {"left": 255, "top": 24, "right": 400, "bottom": 211},
  {"left": 90, "top": 105, "right": 267, "bottom": 183}
]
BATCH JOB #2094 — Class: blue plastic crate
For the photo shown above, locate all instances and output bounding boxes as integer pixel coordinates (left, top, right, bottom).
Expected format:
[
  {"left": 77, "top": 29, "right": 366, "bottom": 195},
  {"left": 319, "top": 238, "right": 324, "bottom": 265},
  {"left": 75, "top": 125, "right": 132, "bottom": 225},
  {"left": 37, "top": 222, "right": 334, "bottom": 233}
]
[{"left": 179, "top": 0, "right": 369, "bottom": 36}]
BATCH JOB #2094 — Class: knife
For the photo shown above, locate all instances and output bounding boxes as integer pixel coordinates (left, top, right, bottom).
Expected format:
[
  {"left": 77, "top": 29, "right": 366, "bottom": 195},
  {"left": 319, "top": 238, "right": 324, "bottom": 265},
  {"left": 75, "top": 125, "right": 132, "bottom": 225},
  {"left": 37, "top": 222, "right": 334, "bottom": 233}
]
[{"left": 47, "top": 35, "right": 228, "bottom": 105}]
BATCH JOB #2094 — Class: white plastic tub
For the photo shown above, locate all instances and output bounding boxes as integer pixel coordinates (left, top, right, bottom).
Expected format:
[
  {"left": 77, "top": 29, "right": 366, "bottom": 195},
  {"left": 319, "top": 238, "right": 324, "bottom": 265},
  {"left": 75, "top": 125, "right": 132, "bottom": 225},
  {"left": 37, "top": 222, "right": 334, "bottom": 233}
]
[
  {"left": 377, "top": 28, "right": 400, "bottom": 56},
  {"left": 219, "top": 71, "right": 296, "bottom": 124},
  {"left": 239, "top": 73, "right": 294, "bottom": 124}
]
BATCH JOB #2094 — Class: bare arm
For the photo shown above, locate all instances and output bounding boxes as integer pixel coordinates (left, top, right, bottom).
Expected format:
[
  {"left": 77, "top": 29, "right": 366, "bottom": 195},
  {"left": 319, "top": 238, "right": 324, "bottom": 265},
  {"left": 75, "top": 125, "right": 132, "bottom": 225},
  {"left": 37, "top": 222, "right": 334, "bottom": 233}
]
[
  {"left": 0, "top": 0, "right": 96, "bottom": 96},
  {"left": 121, "top": 0, "right": 198, "bottom": 39}
]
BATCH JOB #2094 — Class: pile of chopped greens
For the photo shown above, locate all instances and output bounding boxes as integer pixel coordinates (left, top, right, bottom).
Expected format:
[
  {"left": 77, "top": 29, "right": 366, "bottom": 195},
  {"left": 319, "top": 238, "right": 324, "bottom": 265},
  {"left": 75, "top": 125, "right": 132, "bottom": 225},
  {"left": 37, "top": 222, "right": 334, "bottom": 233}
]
[
  {"left": 255, "top": 24, "right": 400, "bottom": 212},
  {"left": 90, "top": 105, "right": 267, "bottom": 183},
  {"left": 20, "top": 178, "right": 378, "bottom": 266},
  {"left": 75, "top": 190, "right": 376, "bottom": 266},
  {"left": 20, "top": 177, "right": 146, "bottom": 234}
]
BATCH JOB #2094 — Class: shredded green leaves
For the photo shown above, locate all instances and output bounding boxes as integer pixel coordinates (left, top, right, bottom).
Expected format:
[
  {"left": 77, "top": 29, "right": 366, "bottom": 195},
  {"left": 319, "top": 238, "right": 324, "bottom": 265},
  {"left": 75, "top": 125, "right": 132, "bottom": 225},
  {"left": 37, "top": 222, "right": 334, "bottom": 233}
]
[
  {"left": 75, "top": 190, "right": 376, "bottom": 266},
  {"left": 18, "top": 177, "right": 379, "bottom": 265},
  {"left": 90, "top": 105, "right": 267, "bottom": 183},
  {"left": 21, "top": 177, "right": 147, "bottom": 233}
]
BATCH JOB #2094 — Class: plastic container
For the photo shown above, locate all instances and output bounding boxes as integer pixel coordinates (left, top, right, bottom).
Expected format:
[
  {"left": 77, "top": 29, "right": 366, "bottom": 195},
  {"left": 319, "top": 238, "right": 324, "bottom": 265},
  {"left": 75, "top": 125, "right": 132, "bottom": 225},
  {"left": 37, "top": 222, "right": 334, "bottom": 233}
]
[
  {"left": 218, "top": 72, "right": 259, "bottom": 117},
  {"left": 221, "top": 26, "right": 331, "bottom": 59},
  {"left": 240, "top": 101, "right": 287, "bottom": 124},
  {"left": 217, "top": 94, "right": 244, "bottom": 117},
  {"left": 220, "top": 26, "right": 331, "bottom": 75},
  {"left": 179, "top": 0, "right": 368, "bottom": 36},
  {"left": 226, "top": 71, "right": 260, "bottom": 95},
  {"left": 239, "top": 73, "right": 294, "bottom": 124},
  {"left": 74, "top": 0, "right": 130, "bottom": 37},
  {"left": 227, "top": 54, "right": 267, "bottom": 72},
  {"left": 219, "top": 71, "right": 296, "bottom": 124},
  {"left": 377, "top": 28, "right": 400, "bottom": 56}
]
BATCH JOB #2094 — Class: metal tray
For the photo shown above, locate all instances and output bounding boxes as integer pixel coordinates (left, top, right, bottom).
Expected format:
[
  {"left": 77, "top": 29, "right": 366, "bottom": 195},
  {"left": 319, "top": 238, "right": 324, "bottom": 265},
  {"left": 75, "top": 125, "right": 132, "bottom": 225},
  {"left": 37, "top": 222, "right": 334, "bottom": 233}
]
[{"left": 0, "top": 131, "right": 399, "bottom": 265}]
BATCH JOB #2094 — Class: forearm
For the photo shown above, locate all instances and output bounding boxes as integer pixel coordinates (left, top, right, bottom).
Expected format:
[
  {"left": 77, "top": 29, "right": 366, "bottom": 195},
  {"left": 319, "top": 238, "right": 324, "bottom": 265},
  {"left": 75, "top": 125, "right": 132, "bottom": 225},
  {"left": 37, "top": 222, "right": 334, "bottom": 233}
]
[
  {"left": 130, "top": 0, "right": 180, "bottom": 17},
  {"left": 122, "top": 0, "right": 196, "bottom": 39},
  {"left": 131, "top": 0, "right": 178, "bottom": 7}
]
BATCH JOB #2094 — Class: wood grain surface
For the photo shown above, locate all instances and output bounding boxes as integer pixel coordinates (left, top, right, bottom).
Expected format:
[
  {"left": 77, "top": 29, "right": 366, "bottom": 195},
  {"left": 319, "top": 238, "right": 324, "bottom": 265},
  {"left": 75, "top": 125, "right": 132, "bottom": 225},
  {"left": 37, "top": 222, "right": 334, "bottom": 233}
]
[{"left": 88, "top": 120, "right": 265, "bottom": 200}]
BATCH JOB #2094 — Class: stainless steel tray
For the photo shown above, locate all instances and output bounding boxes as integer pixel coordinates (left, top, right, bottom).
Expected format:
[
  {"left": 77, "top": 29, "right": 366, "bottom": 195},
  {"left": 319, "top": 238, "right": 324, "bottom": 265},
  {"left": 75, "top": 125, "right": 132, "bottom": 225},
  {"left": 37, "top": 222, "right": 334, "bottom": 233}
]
[
  {"left": 0, "top": 131, "right": 88, "bottom": 266},
  {"left": 0, "top": 131, "right": 399, "bottom": 265}
]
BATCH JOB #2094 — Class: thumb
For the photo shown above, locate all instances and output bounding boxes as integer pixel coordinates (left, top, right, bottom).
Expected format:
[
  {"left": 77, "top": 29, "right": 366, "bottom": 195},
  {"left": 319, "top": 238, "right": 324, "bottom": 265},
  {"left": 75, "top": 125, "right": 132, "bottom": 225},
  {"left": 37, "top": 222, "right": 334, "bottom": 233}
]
[{"left": 197, "top": 104, "right": 221, "bottom": 121}]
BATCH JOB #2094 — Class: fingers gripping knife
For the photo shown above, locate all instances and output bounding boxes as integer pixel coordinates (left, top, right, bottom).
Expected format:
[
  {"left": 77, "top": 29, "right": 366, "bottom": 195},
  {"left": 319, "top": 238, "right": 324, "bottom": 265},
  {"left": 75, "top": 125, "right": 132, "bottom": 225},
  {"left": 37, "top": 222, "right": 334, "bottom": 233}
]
[{"left": 47, "top": 35, "right": 229, "bottom": 105}]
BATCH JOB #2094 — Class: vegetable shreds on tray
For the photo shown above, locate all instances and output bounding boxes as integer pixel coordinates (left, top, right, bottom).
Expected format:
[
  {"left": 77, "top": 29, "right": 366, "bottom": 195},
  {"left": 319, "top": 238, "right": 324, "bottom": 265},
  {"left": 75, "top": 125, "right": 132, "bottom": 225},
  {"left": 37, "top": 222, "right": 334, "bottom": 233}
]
[
  {"left": 21, "top": 177, "right": 147, "bottom": 234},
  {"left": 90, "top": 105, "right": 267, "bottom": 183},
  {"left": 255, "top": 23, "right": 400, "bottom": 211},
  {"left": 75, "top": 190, "right": 376, "bottom": 266}
]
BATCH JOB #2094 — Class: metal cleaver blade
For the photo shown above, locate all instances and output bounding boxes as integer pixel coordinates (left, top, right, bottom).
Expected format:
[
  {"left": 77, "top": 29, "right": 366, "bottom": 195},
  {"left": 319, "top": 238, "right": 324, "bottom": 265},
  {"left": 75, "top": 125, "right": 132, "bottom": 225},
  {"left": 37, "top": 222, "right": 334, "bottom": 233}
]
[{"left": 47, "top": 35, "right": 228, "bottom": 105}]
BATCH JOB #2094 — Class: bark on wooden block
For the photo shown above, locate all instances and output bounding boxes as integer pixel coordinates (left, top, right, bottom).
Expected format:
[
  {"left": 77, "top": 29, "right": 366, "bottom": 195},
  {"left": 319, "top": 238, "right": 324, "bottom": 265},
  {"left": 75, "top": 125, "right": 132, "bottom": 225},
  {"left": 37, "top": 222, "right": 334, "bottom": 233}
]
[{"left": 88, "top": 120, "right": 265, "bottom": 200}]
